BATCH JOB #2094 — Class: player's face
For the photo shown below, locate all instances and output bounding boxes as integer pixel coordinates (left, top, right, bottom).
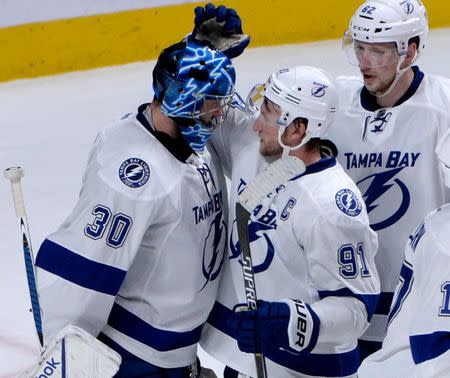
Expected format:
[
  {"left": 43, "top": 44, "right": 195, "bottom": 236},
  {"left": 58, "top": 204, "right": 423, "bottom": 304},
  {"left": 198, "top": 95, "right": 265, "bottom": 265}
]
[
  {"left": 198, "top": 97, "right": 231, "bottom": 128},
  {"left": 253, "top": 97, "right": 283, "bottom": 157},
  {"left": 355, "top": 41, "right": 400, "bottom": 95}
]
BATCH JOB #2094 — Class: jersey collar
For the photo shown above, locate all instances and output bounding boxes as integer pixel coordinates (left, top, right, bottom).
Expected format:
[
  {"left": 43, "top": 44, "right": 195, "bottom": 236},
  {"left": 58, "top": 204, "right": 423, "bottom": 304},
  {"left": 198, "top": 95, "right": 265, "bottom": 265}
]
[
  {"left": 136, "top": 103, "right": 194, "bottom": 163},
  {"left": 360, "top": 66, "right": 425, "bottom": 112},
  {"left": 290, "top": 144, "right": 337, "bottom": 181}
]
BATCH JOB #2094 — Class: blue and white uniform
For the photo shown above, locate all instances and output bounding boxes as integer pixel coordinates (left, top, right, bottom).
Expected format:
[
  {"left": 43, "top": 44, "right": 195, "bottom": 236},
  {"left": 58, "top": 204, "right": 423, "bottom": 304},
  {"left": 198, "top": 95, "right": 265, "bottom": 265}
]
[
  {"left": 327, "top": 67, "right": 450, "bottom": 348},
  {"left": 200, "top": 102, "right": 380, "bottom": 377},
  {"left": 359, "top": 204, "right": 450, "bottom": 377},
  {"left": 35, "top": 104, "right": 227, "bottom": 369}
]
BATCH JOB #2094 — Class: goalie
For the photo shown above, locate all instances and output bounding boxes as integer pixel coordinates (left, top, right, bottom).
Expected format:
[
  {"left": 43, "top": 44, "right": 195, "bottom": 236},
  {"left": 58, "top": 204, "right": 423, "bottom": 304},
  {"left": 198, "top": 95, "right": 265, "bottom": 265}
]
[{"left": 31, "top": 18, "right": 242, "bottom": 378}]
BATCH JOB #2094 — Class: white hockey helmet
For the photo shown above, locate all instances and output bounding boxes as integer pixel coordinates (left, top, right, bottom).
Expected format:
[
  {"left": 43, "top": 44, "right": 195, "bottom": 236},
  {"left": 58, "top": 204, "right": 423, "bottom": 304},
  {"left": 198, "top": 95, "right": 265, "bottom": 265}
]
[
  {"left": 436, "top": 129, "right": 450, "bottom": 189},
  {"left": 344, "top": 0, "right": 428, "bottom": 61},
  {"left": 263, "top": 66, "right": 338, "bottom": 142}
]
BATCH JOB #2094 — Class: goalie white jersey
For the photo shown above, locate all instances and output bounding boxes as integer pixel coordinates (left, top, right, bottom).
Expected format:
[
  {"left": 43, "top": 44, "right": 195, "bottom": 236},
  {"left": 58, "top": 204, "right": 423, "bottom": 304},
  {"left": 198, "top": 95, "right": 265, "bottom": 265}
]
[
  {"left": 327, "top": 67, "right": 450, "bottom": 344},
  {"left": 201, "top": 100, "right": 380, "bottom": 377},
  {"left": 359, "top": 204, "right": 450, "bottom": 378},
  {"left": 35, "top": 104, "right": 227, "bottom": 368}
]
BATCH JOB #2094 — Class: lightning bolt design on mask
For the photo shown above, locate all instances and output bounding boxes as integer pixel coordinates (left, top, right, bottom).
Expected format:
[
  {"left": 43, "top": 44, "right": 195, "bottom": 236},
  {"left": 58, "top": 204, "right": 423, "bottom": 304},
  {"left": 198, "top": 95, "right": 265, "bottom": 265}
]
[{"left": 163, "top": 47, "right": 233, "bottom": 117}]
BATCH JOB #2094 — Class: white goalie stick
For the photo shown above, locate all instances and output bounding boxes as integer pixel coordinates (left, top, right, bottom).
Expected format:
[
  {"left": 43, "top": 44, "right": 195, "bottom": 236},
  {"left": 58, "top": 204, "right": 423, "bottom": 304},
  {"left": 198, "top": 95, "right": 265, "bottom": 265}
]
[
  {"left": 235, "top": 156, "right": 306, "bottom": 378},
  {"left": 4, "top": 167, "right": 44, "bottom": 351},
  {"left": 5, "top": 167, "right": 122, "bottom": 377}
]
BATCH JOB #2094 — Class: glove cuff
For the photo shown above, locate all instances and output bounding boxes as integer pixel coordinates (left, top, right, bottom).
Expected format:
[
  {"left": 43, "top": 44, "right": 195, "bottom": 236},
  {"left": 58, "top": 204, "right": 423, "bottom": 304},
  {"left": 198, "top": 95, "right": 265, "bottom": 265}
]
[{"left": 283, "top": 299, "right": 320, "bottom": 353}]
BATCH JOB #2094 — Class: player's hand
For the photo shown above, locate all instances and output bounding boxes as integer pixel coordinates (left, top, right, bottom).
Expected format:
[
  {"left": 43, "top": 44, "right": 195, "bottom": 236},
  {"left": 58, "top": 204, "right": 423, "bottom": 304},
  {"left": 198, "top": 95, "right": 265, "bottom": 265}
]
[
  {"left": 228, "top": 300, "right": 291, "bottom": 354},
  {"left": 191, "top": 3, "right": 250, "bottom": 59},
  {"left": 194, "top": 3, "right": 243, "bottom": 34}
]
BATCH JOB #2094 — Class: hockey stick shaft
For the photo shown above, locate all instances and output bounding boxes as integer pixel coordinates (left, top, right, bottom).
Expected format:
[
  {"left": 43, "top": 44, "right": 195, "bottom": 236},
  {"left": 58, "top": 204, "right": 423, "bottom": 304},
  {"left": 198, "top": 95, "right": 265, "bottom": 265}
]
[
  {"left": 4, "top": 167, "right": 44, "bottom": 350},
  {"left": 235, "top": 156, "right": 306, "bottom": 378},
  {"left": 235, "top": 202, "right": 268, "bottom": 378}
]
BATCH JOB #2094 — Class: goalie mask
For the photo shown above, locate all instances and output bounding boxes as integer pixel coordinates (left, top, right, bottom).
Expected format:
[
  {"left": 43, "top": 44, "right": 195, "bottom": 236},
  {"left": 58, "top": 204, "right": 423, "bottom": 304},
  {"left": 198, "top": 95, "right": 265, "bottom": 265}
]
[
  {"left": 153, "top": 40, "right": 236, "bottom": 152},
  {"left": 343, "top": 0, "right": 428, "bottom": 68},
  {"left": 247, "top": 66, "right": 338, "bottom": 155},
  {"left": 436, "top": 129, "right": 450, "bottom": 189}
]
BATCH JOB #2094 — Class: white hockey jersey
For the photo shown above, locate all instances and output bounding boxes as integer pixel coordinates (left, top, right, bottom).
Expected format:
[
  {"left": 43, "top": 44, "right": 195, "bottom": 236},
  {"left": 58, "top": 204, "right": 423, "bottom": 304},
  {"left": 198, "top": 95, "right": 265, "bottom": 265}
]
[
  {"left": 327, "top": 67, "right": 450, "bottom": 344},
  {"left": 35, "top": 104, "right": 228, "bottom": 368},
  {"left": 358, "top": 204, "right": 450, "bottom": 378},
  {"left": 200, "top": 100, "right": 380, "bottom": 377}
]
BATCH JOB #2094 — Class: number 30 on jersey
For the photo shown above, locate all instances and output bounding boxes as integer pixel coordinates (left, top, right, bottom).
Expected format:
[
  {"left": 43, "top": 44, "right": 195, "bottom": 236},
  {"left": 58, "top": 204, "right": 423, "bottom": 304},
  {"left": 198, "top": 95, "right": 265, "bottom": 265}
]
[{"left": 84, "top": 204, "right": 133, "bottom": 248}]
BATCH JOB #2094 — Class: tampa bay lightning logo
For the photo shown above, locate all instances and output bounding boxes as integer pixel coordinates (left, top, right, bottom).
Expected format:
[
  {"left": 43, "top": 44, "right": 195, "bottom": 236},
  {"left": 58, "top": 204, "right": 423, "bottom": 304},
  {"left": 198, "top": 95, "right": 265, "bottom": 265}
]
[
  {"left": 229, "top": 208, "right": 277, "bottom": 274},
  {"left": 197, "top": 162, "right": 216, "bottom": 198},
  {"left": 335, "top": 189, "right": 362, "bottom": 217},
  {"left": 311, "top": 82, "right": 327, "bottom": 98},
  {"left": 118, "top": 158, "right": 150, "bottom": 188},
  {"left": 401, "top": 0, "right": 414, "bottom": 14},
  {"left": 357, "top": 167, "right": 410, "bottom": 231},
  {"left": 366, "top": 110, "right": 392, "bottom": 134},
  {"left": 200, "top": 211, "right": 227, "bottom": 290}
]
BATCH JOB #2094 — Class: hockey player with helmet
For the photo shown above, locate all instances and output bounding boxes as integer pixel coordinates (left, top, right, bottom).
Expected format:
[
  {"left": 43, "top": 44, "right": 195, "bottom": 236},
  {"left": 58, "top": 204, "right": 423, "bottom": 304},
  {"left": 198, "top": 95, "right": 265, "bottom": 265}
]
[
  {"left": 191, "top": 8, "right": 380, "bottom": 374},
  {"left": 33, "top": 39, "right": 236, "bottom": 376},
  {"left": 358, "top": 129, "right": 450, "bottom": 377},
  {"left": 205, "top": 66, "right": 380, "bottom": 378},
  {"left": 326, "top": 0, "right": 450, "bottom": 360}
]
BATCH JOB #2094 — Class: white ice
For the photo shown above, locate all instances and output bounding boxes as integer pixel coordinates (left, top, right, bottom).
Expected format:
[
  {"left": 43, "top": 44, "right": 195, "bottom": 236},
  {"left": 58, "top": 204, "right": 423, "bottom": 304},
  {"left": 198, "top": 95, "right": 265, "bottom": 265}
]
[{"left": 1, "top": 29, "right": 449, "bottom": 377}]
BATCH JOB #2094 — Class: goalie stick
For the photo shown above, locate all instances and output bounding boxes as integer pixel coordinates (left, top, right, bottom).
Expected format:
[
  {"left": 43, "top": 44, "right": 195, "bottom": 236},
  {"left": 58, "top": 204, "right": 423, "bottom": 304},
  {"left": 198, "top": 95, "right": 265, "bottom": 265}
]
[
  {"left": 4, "top": 166, "right": 44, "bottom": 350},
  {"left": 235, "top": 156, "right": 306, "bottom": 378}
]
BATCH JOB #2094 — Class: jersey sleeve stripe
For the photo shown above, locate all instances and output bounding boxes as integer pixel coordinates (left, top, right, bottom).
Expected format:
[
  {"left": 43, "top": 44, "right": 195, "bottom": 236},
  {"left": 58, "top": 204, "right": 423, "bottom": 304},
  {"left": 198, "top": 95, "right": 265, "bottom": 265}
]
[
  {"left": 35, "top": 239, "right": 126, "bottom": 296},
  {"left": 410, "top": 331, "right": 450, "bottom": 364},
  {"left": 107, "top": 303, "right": 202, "bottom": 352},
  {"left": 387, "top": 263, "right": 414, "bottom": 326},
  {"left": 374, "top": 291, "right": 394, "bottom": 316},
  {"left": 207, "top": 301, "right": 359, "bottom": 377},
  {"left": 318, "top": 288, "right": 380, "bottom": 322}
]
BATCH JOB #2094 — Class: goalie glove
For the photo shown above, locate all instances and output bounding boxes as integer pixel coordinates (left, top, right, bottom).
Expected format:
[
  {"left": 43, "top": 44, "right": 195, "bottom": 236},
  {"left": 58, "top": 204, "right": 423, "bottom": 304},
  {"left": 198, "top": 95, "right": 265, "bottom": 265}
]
[
  {"left": 25, "top": 325, "right": 121, "bottom": 378},
  {"left": 229, "top": 300, "right": 320, "bottom": 355},
  {"left": 191, "top": 3, "right": 250, "bottom": 59}
]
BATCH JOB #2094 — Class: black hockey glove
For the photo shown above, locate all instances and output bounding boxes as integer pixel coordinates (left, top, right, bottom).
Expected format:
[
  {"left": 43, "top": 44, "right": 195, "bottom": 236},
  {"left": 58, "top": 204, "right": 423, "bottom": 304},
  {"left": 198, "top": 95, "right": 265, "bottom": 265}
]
[{"left": 191, "top": 3, "right": 250, "bottom": 59}]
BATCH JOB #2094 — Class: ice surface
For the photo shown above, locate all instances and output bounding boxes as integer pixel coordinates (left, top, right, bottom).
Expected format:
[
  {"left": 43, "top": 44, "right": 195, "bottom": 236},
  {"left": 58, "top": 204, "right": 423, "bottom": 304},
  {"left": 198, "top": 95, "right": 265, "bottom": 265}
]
[{"left": 1, "top": 29, "right": 449, "bottom": 376}]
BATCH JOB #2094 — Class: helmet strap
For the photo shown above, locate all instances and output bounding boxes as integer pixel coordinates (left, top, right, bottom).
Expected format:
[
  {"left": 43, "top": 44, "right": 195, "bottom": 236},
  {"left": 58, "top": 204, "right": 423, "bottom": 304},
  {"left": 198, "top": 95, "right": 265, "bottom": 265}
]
[
  {"left": 375, "top": 50, "right": 417, "bottom": 99},
  {"left": 278, "top": 127, "right": 311, "bottom": 158}
]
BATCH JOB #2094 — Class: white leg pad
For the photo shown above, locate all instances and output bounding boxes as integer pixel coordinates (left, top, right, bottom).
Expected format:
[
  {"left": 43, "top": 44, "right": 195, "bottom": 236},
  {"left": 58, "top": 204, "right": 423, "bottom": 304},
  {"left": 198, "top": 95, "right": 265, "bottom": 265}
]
[{"left": 25, "top": 325, "right": 121, "bottom": 378}]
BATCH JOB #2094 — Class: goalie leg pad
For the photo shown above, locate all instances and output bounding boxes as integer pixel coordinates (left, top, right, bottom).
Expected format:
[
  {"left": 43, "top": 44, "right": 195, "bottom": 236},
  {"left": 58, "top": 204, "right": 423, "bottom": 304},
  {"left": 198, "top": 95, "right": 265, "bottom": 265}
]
[{"left": 27, "top": 325, "right": 121, "bottom": 378}]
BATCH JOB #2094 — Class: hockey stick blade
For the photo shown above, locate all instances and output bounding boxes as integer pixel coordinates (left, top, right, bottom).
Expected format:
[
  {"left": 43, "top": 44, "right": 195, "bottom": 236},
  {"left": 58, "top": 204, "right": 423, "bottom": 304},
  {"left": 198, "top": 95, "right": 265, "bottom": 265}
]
[{"left": 238, "top": 156, "right": 306, "bottom": 212}]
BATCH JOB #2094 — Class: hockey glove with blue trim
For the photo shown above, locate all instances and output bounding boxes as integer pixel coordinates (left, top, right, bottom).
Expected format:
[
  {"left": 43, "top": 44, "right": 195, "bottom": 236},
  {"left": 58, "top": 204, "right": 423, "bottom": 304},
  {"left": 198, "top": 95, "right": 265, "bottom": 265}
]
[
  {"left": 229, "top": 299, "right": 320, "bottom": 354},
  {"left": 191, "top": 3, "right": 250, "bottom": 59}
]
